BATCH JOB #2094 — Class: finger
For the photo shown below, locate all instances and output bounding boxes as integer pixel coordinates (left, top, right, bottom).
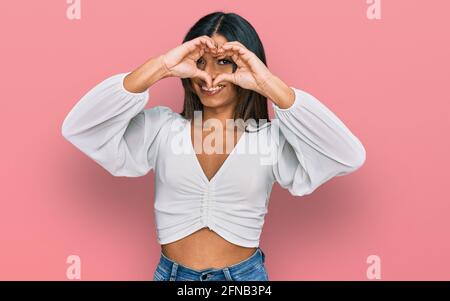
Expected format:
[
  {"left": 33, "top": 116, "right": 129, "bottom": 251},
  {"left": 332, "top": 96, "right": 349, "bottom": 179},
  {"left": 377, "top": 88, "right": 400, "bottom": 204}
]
[
  {"left": 197, "top": 36, "right": 217, "bottom": 51},
  {"left": 221, "top": 44, "right": 254, "bottom": 66},
  {"left": 204, "top": 46, "right": 218, "bottom": 55},
  {"left": 193, "top": 38, "right": 215, "bottom": 58},
  {"left": 191, "top": 38, "right": 219, "bottom": 61},
  {"left": 219, "top": 48, "right": 243, "bottom": 67},
  {"left": 223, "top": 41, "right": 247, "bottom": 49},
  {"left": 207, "top": 46, "right": 220, "bottom": 56},
  {"left": 185, "top": 37, "right": 213, "bottom": 56},
  {"left": 190, "top": 45, "right": 205, "bottom": 61},
  {"left": 219, "top": 45, "right": 241, "bottom": 59},
  {"left": 213, "top": 73, "right": 236, "bottom": 87},
  {"left": 221, "top": 44, "right": 247, "bottom": 56}
]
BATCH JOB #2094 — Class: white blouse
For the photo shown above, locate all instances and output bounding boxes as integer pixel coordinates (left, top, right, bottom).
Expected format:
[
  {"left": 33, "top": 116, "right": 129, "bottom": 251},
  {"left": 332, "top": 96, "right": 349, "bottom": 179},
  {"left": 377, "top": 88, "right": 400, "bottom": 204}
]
[{"left": 61, "top": 71, "right": 366, "bottom": 248}]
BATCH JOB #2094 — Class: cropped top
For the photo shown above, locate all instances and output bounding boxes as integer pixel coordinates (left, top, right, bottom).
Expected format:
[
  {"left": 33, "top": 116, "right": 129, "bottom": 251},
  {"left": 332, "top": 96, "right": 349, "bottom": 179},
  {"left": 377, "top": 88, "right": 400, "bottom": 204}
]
[{"left": 61, "top": 71, "right": 366, "bottom": 247}]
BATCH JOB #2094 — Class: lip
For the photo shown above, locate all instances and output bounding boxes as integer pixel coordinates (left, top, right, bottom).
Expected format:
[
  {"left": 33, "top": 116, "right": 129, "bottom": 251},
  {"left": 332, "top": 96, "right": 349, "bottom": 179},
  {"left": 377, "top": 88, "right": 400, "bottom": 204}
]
[{"left": 198, "top": 84, "right": 225, "bottom": 96}]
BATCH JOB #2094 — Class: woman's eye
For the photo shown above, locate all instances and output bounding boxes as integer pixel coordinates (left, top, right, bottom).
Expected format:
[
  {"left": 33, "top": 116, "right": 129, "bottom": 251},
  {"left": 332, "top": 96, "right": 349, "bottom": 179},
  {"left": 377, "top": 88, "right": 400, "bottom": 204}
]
[
  {"left": 196, "top": 58, "right": 232, "bottom": 66},
  {"left": 218, "top": 59, "right": 232, "bottom": 65}
]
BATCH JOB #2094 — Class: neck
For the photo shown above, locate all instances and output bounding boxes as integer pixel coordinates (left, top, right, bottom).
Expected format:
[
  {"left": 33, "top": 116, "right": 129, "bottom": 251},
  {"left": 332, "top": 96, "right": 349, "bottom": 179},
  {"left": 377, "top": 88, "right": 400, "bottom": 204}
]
[
  {"left": 202, "top": 103, "right": 236, "bottom": 128},
  {"left": 191, "top": 103, "right": 246, "bottom": 136}
]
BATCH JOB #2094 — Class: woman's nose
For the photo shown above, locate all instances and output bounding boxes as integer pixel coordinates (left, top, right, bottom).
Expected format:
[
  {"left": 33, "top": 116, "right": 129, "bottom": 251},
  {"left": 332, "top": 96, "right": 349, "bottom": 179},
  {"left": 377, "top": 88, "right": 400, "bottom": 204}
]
[{"left": 204, "top": 64, "right": 220, "bottom": 79}]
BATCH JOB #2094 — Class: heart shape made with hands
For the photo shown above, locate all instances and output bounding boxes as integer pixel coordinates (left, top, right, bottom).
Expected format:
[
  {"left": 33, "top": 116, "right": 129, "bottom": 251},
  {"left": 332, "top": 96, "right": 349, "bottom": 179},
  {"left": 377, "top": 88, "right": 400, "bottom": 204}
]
[
  {"left": 199, "top": 43, "right": 232, "bottom": 87},
  {"left": 187, "top": 38, "right": 269, "bottom": 92},
  {"left": 194, "top": 42, "right": 249, "bottom": 88}
]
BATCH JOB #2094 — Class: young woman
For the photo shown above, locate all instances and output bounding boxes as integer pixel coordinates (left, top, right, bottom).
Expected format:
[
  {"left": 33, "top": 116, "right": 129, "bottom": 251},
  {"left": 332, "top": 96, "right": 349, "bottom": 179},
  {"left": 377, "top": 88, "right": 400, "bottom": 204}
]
[{"left": 61, "top": 11, "right": 366, "bottom": 281}]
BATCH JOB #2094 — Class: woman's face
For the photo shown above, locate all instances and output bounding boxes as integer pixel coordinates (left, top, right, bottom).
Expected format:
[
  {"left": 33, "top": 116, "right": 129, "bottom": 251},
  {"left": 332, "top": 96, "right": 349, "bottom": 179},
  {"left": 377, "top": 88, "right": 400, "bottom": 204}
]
[{"left": 191, "top": 34, "right": 238, "bottom": 109}]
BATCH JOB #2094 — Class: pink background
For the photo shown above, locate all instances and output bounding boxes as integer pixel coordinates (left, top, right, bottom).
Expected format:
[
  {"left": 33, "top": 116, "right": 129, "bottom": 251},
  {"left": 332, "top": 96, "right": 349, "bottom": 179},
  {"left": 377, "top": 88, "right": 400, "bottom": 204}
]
[{"left": 1, "top": 0, "right": 449, "bottom": 280}]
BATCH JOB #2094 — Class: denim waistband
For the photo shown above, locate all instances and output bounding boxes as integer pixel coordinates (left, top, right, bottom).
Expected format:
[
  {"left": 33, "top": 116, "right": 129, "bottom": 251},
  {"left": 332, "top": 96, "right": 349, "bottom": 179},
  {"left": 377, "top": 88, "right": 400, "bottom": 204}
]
[{"left": 157, "top": 247, "right": 266, "bottom": 278}]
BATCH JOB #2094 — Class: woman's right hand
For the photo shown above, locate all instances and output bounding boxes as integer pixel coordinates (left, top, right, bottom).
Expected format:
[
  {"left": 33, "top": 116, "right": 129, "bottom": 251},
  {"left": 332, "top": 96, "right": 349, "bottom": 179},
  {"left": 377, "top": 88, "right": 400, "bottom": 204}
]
[{"left": 161, "top": 35, "right": 218, "bottom": 88}]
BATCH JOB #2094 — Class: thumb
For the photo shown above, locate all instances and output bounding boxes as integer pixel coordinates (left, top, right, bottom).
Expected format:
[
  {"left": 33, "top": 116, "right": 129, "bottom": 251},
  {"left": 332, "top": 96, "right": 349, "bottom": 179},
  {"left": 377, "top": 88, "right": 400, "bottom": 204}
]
[
  {"left": 212, "top": 73, "right": 236, "bottom": 87},
  {"left": 193, "top": 70, "right": 212, "bottom": 89}
]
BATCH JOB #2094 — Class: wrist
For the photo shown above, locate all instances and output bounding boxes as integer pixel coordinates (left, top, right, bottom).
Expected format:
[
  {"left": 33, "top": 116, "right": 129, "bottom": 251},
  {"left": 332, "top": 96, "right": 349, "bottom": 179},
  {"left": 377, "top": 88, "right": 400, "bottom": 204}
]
[
  {"left": 123, "top": 56, "right": 170, "bottom": 93},
  {"left": 255, "top": 72, "right": 275, "bottom": 96},
  {"left": 157, "top": 54, "right": 172, "bottom": 79},
  {"left": 257, "top": 72, "right": 277, "bottom": 97},
  {"left": 258, "top": 74, "right": 295, "bottom": 109},
  {"left": 139, "top": 55, "right": 171, "bottom": 87}
]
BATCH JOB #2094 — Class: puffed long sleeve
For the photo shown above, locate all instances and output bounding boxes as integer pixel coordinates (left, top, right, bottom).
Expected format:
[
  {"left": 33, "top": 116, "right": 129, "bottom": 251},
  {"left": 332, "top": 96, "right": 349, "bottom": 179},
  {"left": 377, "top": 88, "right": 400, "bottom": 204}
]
[
  {"left": 61, "top": 72, "right": 174, "bottom": 177},
  {"left": 271, "top": 87, "right": 366, "bottom": 196}
]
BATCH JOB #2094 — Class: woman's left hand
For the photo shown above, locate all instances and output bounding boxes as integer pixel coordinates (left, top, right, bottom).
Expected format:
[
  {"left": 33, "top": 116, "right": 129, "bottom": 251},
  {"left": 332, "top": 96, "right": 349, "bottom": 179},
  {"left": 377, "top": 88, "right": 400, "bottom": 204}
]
[{"left": 211, "top": 41, "right": 273, "bottom": 94}]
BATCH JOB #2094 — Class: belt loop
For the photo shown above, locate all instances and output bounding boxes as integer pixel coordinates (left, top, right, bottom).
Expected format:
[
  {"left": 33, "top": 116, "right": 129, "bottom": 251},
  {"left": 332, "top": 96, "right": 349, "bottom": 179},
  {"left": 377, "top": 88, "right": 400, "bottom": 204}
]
[
  {"left": 260, "top": 248, "right": 266, "bottom": 263},
  {"left": 169, "top": 262, "right": 178, "bottom": 281},
  {"left": 223, "top": 267, "right": 233, "bottom": 281}
]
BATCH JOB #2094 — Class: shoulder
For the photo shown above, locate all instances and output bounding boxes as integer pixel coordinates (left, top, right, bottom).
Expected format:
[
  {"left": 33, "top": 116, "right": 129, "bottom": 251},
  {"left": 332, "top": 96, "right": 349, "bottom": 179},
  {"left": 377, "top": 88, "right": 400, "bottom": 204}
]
[
  {"left": 141, "top": 105, "right": 187, "bottom": 132},
  {"left": 143, "top": 105, "right": 184, "bottom": 121}
]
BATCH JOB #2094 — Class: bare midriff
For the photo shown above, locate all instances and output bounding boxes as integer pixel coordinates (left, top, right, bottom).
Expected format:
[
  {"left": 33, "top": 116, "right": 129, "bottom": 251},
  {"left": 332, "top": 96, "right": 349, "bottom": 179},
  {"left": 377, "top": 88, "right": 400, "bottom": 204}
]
[{"left": 161, "top": 227, "right": 257, "bottom": 271}]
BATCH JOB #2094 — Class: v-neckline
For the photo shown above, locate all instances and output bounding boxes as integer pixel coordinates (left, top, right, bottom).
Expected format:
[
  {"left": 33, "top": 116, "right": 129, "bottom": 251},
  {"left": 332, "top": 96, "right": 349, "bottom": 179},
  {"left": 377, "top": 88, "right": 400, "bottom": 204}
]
[{"left": 186, "top": 119, "right": 246, "bottom": 185}]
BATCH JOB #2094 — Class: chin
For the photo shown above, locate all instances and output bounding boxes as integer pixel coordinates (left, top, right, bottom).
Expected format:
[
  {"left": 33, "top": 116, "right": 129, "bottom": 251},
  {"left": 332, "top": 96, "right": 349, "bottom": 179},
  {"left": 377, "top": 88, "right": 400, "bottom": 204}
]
[
  {"left": 199, "top": 96, "right": 229, "bottom": 108},
  {"left": 195, "top": 85, "right": 233, "bottom": 108}
]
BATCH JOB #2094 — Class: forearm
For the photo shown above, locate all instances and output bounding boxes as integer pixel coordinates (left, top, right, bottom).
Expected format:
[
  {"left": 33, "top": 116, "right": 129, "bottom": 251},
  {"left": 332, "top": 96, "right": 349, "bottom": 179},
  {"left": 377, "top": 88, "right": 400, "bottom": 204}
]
[
  {"left": 259, "top": 74, "right": 296, "bottom": 109},
  {"left": 123, "top": 55, "right": 171, "bottom": 93}
]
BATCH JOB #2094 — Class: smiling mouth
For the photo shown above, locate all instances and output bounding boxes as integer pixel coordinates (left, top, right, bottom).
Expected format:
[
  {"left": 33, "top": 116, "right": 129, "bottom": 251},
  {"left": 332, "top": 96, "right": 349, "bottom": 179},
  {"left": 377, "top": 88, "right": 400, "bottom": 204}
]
[{"left": 198, "top": 83, "right": 226, "bottom": 96}]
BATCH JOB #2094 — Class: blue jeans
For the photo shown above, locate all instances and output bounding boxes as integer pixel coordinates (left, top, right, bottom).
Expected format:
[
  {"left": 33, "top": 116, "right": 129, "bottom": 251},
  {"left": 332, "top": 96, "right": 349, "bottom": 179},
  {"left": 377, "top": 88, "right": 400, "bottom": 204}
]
[{"left": 153, "top": 247, "right": 269, "bottom": 281}]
